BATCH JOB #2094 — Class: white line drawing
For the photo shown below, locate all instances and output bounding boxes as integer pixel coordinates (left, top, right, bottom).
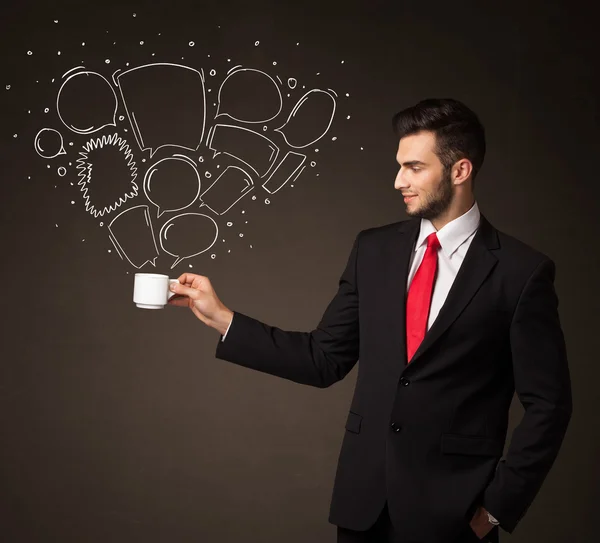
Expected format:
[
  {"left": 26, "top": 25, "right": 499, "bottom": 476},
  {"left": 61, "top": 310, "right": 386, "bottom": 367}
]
[
  {"left": 62, "top": 66, "right": 85, "bottom": 79},
  {"left": 208, "top": 124, "right": 279, "bottom": 177},
  {"left": 108, "top": 205, "right": 159, "bottom": 268},
  {"left": 116, "top": 63, "right": 206, "bottom": 157},
  {"left": 143, "top": 155, "right": 201, "bottom": 218},
  {"left": 290, "top": 165, "right": 306, "bottom": 184},
  {"left": 159, "top": 213, "right": 219, "bottom": 269},
  {"left": 111, "top": 69, "right": 122, "bottom": 86},
  {"left": 227, "top": 65, "right": 243, "bottom": 75},
  {"left": 275, "top": 89, "right": 337, "bottom": 148},
  {"left": 288, "top": 78, "right": 297, "bottom": 89},
  {"left": 57, "top": 69, "right": 118, "bottom": 134},
  {"left": 76, "top": 133, "right": 138, "bottom": 218},
  {"left": 199, "top": 165, "right": 254, "bottom": 215},
  {"left": 34, "top": 128, "right": 66, "bottom": 159},
  {"left": 215, "top": 68, "right": 282, "bottom": 124},
  {"left": 262, "top": 151, "right": 306, "bottom": 194}
]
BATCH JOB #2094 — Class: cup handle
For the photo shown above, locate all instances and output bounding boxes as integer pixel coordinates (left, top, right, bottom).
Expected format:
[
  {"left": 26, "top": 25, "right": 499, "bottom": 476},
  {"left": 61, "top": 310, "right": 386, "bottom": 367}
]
[{"left": 168, "top": 279, "right": 180, "bottom": 300}]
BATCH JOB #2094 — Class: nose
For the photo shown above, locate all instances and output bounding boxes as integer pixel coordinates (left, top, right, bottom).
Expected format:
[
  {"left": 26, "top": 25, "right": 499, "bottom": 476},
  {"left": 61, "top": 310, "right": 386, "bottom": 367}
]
[{"left": 394, "top": 168, "right": 409, "bottom": 190}]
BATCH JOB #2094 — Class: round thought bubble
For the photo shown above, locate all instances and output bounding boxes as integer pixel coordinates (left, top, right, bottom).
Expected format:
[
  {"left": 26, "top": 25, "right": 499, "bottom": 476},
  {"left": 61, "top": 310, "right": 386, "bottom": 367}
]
[
  {"left": 34, "top": 128, "right": 66, "bottom": 159},
  {"left": 143, "top": 156, "right": 201, "bottom": 218},
  {"left": 159, "top": 213, "right": 218, "bottom": 269},
  {"left": 216, "top": 68, "right": 282, "bottom": 124},
  {"left": 57, "top": 70, "right": 118, "bottom": 134}
]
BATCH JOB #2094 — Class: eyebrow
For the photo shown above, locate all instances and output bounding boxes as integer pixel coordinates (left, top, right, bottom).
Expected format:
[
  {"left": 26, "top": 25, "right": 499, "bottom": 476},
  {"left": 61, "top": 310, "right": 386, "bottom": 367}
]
[{"left": 396, "top": 160, "right": 427, "bottom": 167}]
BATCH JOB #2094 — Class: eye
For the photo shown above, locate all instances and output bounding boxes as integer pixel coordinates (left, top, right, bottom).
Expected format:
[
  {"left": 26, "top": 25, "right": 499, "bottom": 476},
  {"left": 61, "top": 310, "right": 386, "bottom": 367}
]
[{"left": 411, "top": 167, "right": 420, "bottom": 172}]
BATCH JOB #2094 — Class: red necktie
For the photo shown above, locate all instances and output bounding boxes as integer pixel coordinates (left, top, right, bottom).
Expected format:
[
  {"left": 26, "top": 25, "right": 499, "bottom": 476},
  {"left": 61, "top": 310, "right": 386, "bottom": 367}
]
[{"left": 406, "top": 232, "right": 440, "bottom": 363}]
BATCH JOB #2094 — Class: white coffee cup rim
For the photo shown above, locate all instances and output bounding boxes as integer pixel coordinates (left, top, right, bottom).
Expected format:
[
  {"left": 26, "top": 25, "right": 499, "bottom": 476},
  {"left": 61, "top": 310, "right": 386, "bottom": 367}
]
[{"left": 134, "top": 273, "right": 169, "bottom": 279}]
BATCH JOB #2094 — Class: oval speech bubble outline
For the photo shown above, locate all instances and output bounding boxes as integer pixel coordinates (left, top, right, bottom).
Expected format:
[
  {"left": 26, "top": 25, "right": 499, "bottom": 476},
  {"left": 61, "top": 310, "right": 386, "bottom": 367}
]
[
  {"left": 274, "top": 89, "right": 336, "bottom": 149},
  {"left": 143, "top": 155, "right": 201, "bottom": 218},
  {"left": 34, "top": 128, "right": 66, "bottom": 159},
  {"left": 159, "top": 213, "right": 218, "bottom": 269},
  {"left": 57, "top": 70, "right": 118, "bottom": 134}
]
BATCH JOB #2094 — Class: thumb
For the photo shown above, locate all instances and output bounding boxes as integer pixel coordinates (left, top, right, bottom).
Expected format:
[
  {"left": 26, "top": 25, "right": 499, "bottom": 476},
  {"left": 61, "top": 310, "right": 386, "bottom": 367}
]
[{"left": 170, "top": 281, "right": 200, "bottom": 300}]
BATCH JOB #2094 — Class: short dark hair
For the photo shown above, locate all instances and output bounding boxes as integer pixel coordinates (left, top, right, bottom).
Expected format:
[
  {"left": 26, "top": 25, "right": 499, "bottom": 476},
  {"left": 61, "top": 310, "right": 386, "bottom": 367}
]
[{"left": 392, "top": 98, "right": 486, "bottom": 181}]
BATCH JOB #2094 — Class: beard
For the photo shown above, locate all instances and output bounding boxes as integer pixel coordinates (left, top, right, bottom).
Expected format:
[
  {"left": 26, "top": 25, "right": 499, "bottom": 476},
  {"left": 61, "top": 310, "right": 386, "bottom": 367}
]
[{"left": 406, "top": 167, "right": 454, "bottom": 220}]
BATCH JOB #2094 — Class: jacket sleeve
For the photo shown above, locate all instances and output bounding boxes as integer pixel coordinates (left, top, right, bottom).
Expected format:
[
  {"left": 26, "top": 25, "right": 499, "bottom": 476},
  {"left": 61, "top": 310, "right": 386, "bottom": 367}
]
[
  {"left": 213, "top": 231, "right": 362, "bottom": 388},
  {"left": 482, "top": 258, "right": 573, "bottom": 533}
]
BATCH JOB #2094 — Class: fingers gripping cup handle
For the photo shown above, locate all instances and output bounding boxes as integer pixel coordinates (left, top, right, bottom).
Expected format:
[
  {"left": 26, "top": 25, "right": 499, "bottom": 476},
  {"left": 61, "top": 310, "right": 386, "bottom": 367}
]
[{"left": 168, "top": 279, "right": 180, "bottom": 300}]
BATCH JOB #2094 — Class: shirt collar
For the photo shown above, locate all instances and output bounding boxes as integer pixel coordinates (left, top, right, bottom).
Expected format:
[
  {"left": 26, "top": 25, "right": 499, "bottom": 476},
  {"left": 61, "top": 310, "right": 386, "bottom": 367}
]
[{"left": 415, "top": 200, "right": 481, "bottom": 259}]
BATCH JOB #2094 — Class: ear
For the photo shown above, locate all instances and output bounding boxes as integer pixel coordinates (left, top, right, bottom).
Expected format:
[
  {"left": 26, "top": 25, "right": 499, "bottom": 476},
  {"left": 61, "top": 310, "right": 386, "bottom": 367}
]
[{"left": 453, "top": 158, "right": 473, "bottom": 184}]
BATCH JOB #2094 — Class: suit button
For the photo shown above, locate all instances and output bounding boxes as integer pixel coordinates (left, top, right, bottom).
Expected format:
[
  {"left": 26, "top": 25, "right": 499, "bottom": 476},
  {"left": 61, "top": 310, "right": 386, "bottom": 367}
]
[
  {"left": 390, "top": 422, "right": 402, "bottom": 433},
  {"left": 399, "top": 377, "right": 411, "bottom": 386}
]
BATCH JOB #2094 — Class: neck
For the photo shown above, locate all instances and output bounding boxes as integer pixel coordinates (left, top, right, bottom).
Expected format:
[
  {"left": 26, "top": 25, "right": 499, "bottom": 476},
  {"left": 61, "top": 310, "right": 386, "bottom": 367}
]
[{"left": 430, "top": 195, "right": 475, "bottom": 231}]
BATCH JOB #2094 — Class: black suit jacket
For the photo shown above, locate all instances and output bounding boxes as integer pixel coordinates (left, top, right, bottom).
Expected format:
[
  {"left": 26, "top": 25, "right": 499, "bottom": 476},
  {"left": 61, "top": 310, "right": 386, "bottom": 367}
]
[{"left": 214, "top": 213, "right": 572, "bottom": 542}]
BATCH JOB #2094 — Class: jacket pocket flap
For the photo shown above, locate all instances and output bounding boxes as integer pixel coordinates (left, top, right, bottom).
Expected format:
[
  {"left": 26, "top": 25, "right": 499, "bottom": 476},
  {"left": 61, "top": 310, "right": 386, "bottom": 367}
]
[
  {"left": 345, "top": 411, "right": 362, "bottom": 434},
  {"left": 441, "top": 433, "right": 503, "bottom": 456}
]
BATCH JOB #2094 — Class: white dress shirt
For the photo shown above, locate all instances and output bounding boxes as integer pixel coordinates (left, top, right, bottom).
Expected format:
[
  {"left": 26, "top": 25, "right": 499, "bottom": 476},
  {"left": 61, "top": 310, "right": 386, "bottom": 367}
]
[
  {"left": 222, "top": 201, "right": 481, "bottom": 340},
  {"left": 408, "top": 200, "right": 480, "bottom": 331}
]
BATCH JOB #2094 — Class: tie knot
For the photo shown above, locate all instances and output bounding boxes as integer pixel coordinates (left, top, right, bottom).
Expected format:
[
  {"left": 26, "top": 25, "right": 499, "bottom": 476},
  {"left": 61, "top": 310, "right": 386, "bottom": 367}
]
[{"left": 426, "top": 232, "right": 440, "bottom": 250}]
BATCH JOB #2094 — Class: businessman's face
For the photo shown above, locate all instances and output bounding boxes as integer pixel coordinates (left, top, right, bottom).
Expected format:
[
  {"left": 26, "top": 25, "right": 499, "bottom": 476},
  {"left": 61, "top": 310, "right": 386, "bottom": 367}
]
[{"left": 394, "top": 130, "right": 453, "bottom": 220}]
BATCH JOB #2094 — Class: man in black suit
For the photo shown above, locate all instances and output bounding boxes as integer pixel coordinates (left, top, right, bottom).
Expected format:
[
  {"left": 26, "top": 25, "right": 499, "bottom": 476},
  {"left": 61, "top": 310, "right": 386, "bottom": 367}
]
[{"left": 168, "top": 98, "right": 572, "bottom": 543}]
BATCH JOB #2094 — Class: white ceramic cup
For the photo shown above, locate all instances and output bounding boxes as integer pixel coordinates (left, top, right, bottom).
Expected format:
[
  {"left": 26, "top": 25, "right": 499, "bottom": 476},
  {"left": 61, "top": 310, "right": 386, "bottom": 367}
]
[{"left": 133, "top": 273, "right": 180, "bottom": 309}]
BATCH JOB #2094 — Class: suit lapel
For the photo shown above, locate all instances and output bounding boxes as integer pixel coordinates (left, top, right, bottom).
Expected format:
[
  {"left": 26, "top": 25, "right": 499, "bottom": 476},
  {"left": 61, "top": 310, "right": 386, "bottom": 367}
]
[{"left": 383, "top": 213, "right": 500, "bottom": 376}]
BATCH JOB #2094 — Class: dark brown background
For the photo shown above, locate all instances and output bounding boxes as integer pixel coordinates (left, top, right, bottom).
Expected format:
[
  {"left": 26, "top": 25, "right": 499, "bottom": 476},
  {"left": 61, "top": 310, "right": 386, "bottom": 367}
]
[{"left": 0, "top": 0, "right": 597, "bottom": 541}]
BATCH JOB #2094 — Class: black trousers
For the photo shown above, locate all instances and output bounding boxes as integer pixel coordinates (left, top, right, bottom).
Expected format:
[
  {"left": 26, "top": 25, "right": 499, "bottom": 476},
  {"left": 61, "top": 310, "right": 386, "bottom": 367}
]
[{"left": 336, "top": 501, "right": 500, "bottom": 543}]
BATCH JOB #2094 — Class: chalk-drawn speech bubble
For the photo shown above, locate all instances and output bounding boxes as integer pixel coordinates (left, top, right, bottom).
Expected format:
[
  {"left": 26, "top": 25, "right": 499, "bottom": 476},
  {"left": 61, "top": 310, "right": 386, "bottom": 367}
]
[
  {"left": 143, "top": 155, "right": 201, "bottom": 218},
  {"left": 116, "top": 63, "right": 206, "bottom": 157},
  {"left": 34, "top": 128, "right": 66, "bottom": 159},
  {"left": 159, "top": 213, "right": 218, "bottom": 269},
  {"left": 199, "top": 165, "right": 254, "bottom": 216},
  {"left": 108, "top": 205, "right": 160, "bottom": 269},
  {"left": 57, "top": 71, "right": 118, "bottom": 134},
  {"left": 275, "top": 89, "right": 336, "bottom": 148},
  {"left": 215, "top": 68, "right": 282, "bottom": 124},
  {"left": 207, "top": 124, "right": 279, "bottom": 178}
]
